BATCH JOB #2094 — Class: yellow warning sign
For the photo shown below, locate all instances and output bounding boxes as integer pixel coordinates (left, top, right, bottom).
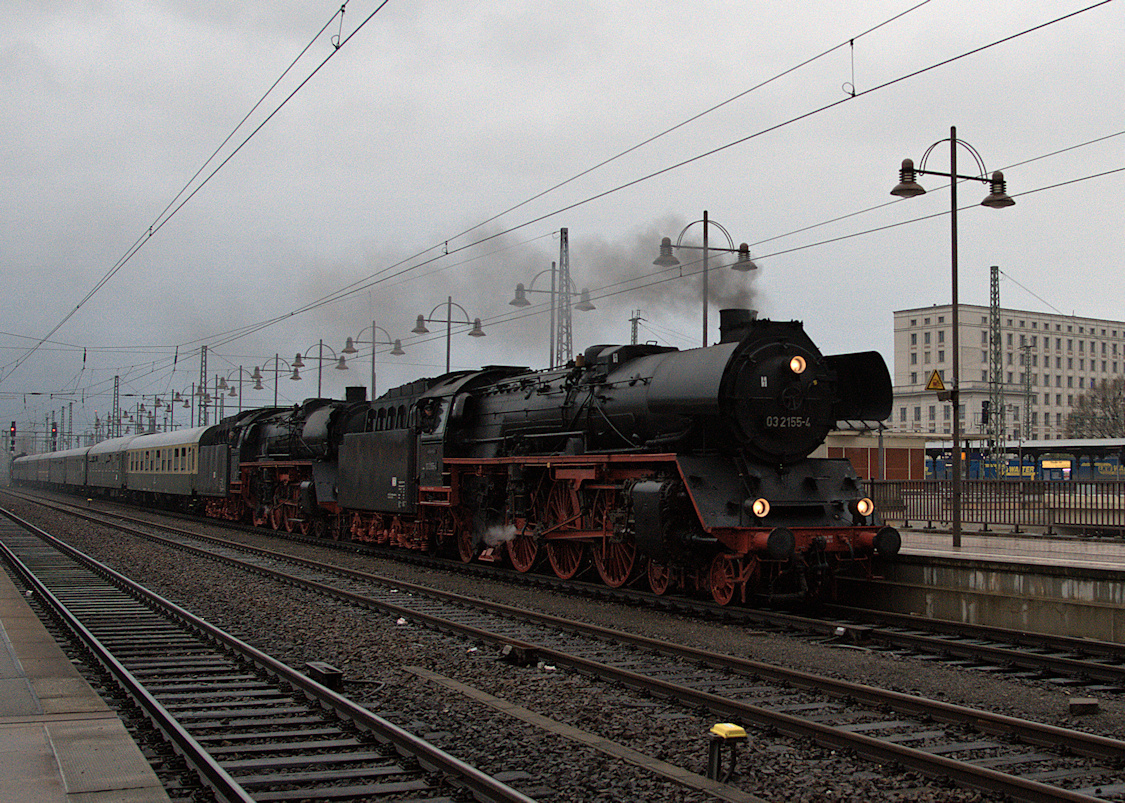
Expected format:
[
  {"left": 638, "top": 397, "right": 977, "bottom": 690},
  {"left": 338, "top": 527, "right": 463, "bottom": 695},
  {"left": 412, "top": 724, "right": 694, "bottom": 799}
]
[{"left": 925, "top": 370, "right": 945, "bottom": 392}]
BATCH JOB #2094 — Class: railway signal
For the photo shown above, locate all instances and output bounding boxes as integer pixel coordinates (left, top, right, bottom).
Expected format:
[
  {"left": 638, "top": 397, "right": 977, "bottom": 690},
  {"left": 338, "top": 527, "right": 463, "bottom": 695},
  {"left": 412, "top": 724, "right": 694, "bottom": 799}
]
[{"left": 8, "top": 421, "right": 14, "bottom": 453}]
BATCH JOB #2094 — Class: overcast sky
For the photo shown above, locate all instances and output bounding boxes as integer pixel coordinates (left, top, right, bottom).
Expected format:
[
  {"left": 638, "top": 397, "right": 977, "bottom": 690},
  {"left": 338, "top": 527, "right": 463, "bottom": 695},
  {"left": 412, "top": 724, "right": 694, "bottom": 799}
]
[{"left": 2, "top": 0, "right": 1121, "bottom": 443}]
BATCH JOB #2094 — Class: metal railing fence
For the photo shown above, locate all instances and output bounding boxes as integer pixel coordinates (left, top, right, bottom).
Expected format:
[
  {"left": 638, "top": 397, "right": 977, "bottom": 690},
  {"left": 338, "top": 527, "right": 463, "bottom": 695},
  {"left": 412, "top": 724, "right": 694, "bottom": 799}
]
[{"left": 866, "top": 479, "right": 1125, "bottom": 536}]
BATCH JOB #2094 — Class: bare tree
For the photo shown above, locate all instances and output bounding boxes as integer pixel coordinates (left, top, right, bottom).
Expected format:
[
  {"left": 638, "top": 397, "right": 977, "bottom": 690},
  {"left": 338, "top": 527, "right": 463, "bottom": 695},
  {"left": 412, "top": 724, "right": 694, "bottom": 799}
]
[{"left": 1066, "top": 377, "right": 1125, "bottom": 438}]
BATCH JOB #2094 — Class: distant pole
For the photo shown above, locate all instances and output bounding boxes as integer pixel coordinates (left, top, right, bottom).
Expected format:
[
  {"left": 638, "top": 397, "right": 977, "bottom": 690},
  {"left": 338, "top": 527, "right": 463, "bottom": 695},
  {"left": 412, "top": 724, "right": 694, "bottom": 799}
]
[
  {"left": 702, "top": 210, "right": 710, "bottom": 348},
  {"left": 445, "top": 296, "right": 453, "bottom": 373}
]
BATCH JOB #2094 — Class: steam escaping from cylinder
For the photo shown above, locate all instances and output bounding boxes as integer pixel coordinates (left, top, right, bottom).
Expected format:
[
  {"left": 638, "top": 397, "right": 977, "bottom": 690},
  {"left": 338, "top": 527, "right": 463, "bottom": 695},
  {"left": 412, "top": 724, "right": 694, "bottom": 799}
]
[{"left": 483, "top": 524, "right": 518, "bottom": 546}]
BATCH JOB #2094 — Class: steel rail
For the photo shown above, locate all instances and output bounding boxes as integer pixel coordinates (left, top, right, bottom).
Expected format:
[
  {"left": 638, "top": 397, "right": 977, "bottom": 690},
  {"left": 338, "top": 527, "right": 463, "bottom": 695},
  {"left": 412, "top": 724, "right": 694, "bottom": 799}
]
[
  {"left": 16, "top": 488, "right": 1124, "bottom": 690},
  {"left": 0, "top": 506, "right": 537, "bottom": 803},
  {"left": 0, "top": 518, "right": 256, "bottom": 803},
  {"left": 20, "top": 493, "right": 1125, "bottom": 766}
]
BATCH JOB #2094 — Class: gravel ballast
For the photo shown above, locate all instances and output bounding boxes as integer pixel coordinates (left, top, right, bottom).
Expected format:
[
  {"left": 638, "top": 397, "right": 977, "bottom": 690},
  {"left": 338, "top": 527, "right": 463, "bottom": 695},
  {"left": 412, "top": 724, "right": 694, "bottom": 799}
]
[{"left": 7, "top": 498, "right": 1123, "bottom": 802}]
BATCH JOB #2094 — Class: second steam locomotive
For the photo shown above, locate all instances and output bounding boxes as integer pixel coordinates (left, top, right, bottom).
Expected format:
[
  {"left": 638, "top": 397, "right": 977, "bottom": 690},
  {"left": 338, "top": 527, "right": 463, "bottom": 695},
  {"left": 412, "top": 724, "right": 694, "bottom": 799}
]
[{"left": 14, "top": 309, "right": 900, "bottom": 605}]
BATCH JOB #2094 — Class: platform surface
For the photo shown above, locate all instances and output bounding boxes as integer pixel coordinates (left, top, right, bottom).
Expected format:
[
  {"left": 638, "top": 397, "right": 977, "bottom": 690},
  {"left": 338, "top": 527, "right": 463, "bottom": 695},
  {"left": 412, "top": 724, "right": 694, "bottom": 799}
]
[
  {"left": 899, "top": 527, "right": 1125, "bottom": 571},
  {"left": 0, "top": 567, "right": 170, "bottom": 803}
]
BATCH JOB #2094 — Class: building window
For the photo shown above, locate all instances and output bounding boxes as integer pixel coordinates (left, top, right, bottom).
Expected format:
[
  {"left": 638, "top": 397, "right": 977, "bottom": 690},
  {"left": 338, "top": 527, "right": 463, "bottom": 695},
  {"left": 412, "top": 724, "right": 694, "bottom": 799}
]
[
  {"left": 937, "top": 350, "right": 944, "bottom": 363},
  {"left": 928, "top": 405, "right": 936, "bottom": 421},
  {"left": 913, "top": 407, "right": 921, "bottom": 421},
  {"left": 910, "top": 372, "right": 917, "bottom": 384},
  {"left": 924, "top": 332, "right": 931, "bottom": 345},
  {"left": 910, "top": 353, "right": 917, "bottom": 364},
  {"left": 938, "top": 330, "right": 945, "bottom": 343},
  {"left": 911, "top": 332, "right": 917, "bottom": 345},
  {"left": 900, "top": 408, "right": 907, "bottom": 422}
]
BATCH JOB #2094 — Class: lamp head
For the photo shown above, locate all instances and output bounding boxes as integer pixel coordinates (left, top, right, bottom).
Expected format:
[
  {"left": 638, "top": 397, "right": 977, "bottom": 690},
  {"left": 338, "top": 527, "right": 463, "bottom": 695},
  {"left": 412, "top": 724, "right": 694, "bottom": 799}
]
[
  {"left": 390, "top": 339, "right": 405, "bottom": 356},
  {"left": 412, "top": 315, "right": 429, "bottom": 334},
  {"left": 574, "top": 288, "right": 596, "bottom": 311},
  {"left": 335, "top": 356, "right": 348, "bottom": 370},
  {"left": 469, "top": 318, "right": 486, "bottom": 337},
  {"left": 342, "top": 336, "right": 358, "bottom": 354},
  {"left": 981, "top": 171, "right": 1015, "bottom": 208},
  {"left": 292, "top": 353, "right": 305, "bottom": 369},
  {"left": 510, "top": 282, "right": 531, "bottom": 307},
  {"left": 731, "top": 243, "right": 758, "bottom": 271},
  {"left": 891, "top": 158, "right": 926, "bottom": 198},
  {"left": 653, "top": 236, "right": 681, "bottom": 267}
]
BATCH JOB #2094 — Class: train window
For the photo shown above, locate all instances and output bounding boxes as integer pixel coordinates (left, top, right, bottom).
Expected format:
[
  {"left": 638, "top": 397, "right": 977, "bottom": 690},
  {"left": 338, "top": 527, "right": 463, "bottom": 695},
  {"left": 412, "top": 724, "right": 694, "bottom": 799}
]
[{"left": 417, "top": 399, "right": 447, "bottom": 435}]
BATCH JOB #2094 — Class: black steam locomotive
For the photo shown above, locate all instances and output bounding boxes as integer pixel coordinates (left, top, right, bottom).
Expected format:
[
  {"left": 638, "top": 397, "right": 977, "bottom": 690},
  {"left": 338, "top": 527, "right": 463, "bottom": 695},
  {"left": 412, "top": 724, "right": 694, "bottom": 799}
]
[{"left": 14, "top": 308, "right": 899, "bottom": 605}]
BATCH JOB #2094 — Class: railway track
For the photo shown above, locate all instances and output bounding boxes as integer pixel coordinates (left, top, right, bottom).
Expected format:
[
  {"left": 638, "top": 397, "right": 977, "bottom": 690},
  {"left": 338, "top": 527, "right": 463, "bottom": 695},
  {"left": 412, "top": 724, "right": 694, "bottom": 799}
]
[
  {"left": 0, "top": 508, "right": 536, "bottom": 803},
  {"left": 10, "top": 488, "right": 1125, "bottom": 695},
  {"left": 10, "top": 494, "right": 1125, "bottom": 802}
]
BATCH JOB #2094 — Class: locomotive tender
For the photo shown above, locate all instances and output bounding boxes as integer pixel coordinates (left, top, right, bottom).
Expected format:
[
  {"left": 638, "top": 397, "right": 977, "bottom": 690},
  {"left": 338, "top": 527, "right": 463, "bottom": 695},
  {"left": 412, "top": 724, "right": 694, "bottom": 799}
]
[{"left": 13, "top": 309, "right": 900, "bottom": 604}]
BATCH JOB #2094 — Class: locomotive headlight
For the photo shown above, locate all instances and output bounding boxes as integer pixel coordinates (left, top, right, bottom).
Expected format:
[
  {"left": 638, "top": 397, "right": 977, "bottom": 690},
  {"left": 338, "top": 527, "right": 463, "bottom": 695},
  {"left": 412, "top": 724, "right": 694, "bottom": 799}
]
[
  {"left": 789, "top": 355, "right": 807, "bottom": 374},
  {"left": 751, "top": 497, "right": 770, "bottom": 518},
  {"left": 852, "top": 497, "right": 875, "bottom": 517}
]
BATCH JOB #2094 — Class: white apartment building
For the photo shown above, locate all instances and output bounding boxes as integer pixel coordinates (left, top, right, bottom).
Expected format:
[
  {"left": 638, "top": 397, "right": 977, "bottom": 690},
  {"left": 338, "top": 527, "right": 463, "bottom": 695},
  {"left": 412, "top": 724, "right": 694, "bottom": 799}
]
[{"left": 892, "top": 304, "right": 1125, "bottom": 441}]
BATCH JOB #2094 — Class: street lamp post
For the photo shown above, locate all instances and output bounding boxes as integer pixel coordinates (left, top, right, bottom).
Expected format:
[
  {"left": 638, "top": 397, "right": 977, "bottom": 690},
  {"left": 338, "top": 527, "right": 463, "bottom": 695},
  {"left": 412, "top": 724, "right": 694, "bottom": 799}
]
[
  {"left": 251, "top": 356, "right": 298, "bottom": 408},
  {"left": 218, "top": 367, "right": 262, "bottom": 416},
  {"left": 509, "top": 269, "right": 594, "bottom": 368},
  {"left": 654, "top": 211, "right": 757, "bottom": 347},
  {"left": 341, "top": 320, "right": 405, "bottom": 399},
  {"left": 412, "top": 296, "right": 485, "bottom": 373},
  {"left": 290, "top": 340, "right": 349, "bottom": 399},
  {"left": 891, "top": 125, "right": 1015, "bottom": 548}
]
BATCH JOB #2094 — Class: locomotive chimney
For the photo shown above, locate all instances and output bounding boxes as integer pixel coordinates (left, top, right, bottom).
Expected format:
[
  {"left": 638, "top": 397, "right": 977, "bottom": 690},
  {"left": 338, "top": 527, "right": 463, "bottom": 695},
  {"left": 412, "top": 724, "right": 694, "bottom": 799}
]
[
  {"left": 719, "top": 308, "right": 757, "bottom": 343},
  {"left": 345, "top": 386, "right": 367, "bottom": 403}
]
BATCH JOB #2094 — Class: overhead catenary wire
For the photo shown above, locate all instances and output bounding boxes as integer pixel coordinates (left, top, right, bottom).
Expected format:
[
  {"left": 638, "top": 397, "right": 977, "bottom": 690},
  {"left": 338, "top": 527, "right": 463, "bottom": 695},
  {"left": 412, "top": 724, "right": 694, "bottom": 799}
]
[
  {"left": 182, "top": 0, "right": 1121, "bottom": 351},
  {"left": 5, "top": 1, "right": 1121, "bottom": 416},
  {"left": 0, "top": 0, "right": 392, "bottom": 388}
]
